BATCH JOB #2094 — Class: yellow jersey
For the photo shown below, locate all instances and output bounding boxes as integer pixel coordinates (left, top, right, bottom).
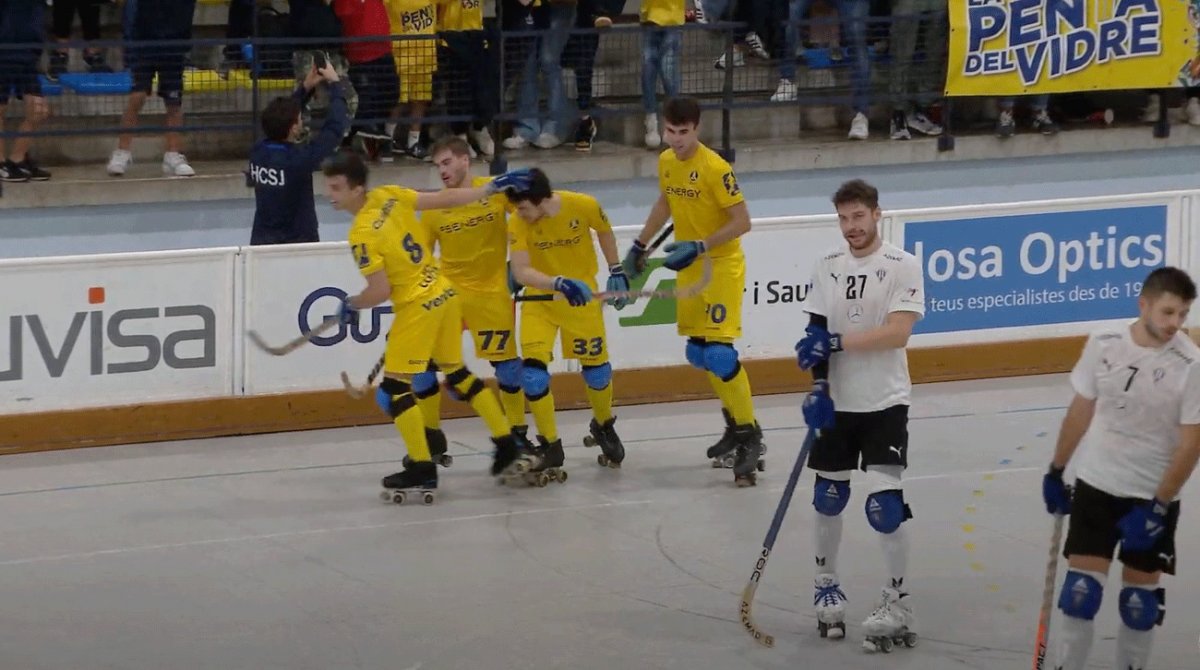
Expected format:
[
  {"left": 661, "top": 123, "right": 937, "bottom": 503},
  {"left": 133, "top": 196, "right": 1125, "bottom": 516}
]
[
  {"left": 386, "top": 0, "right": 437, "bottom": 73},
  {"left": 348, "top": 186, "right": 448, "bottom": 307},
  {"left": 640, "top": 0, "right": 684, "bottom": 27},
  {"left": 422, "top": 176, "right": 509, "bottom": 295},
  {"left": 658, "top": 143, "right": 745, "bottom": 258},
  {"left": 509, "top": 191, "right": 613, "bottom": 295},
  {"left": 437, "top": 0, "right": 483, "bottom": 31}
]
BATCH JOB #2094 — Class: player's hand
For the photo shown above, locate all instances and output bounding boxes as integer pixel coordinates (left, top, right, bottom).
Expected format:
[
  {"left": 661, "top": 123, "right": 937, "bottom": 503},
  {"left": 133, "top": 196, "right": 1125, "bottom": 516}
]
[
  {"left": 622, "top": 239, "right": 649, "bottom": 279},
  {"left": 663, "top": 240, "right": 705, "bottom": 271},
  {"left": 485, "top": 168, "right": 534, "bottom": 195},
  {"left": 1042, "top": 465, "right": 1071, "bottom": 515},
  {"left": 605, "top": 265, "right": 632, "bottom": 310},
  {"left": 337, "top": 296, "right": 359, "bottom": 326},
  {"left": 1118, "top": 498, "right": 1169, "bottom": 552},
  {"left": 802, "top": 380, "right": 835, "bottom": 430},
  {"left": 506, "top": 261, "right": 523, "bottom": 295},
  {"left": 553, "top": 276, "right": 593, "bottom": 307},
  {"left": 794, "top": 325, "right": 843, "bottom": 370}
]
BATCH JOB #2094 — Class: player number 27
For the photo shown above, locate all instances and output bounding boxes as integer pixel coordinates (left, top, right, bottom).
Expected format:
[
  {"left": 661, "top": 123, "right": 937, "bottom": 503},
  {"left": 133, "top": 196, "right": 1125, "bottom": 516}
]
[
  {"left": 479, "top": 329, "right": 511, "bottom": 351},
  {"left": 845, "top": 274, "right": 868, "bottom": 300},
  {"left": 572, "top": 337, "right": 604, "bottom": 356}
]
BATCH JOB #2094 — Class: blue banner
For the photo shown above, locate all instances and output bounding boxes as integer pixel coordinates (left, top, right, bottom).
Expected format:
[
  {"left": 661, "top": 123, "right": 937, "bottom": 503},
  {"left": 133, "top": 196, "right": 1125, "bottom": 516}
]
[{"left": 904, "top": 205, "right": 1168, "bottom": 334}]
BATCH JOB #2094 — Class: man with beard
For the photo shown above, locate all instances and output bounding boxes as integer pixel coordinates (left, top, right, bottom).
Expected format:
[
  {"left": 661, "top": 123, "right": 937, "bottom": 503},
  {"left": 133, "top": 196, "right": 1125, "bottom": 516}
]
[{"left": 793, "top": 178, "right": 926, "bottom": 649}]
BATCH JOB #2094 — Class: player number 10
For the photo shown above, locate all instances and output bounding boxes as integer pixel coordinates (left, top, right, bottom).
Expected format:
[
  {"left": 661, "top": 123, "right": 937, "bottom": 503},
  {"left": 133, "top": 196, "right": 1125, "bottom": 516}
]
[{"left": 706, "top": 303, "right": 727, "bottom": 324}]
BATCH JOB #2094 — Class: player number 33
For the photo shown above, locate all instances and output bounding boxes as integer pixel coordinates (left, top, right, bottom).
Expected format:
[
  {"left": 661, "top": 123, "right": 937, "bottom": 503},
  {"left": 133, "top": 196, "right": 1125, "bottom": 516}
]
[{"left": 572, "top": 337, "right": 604, "bottom": 356}]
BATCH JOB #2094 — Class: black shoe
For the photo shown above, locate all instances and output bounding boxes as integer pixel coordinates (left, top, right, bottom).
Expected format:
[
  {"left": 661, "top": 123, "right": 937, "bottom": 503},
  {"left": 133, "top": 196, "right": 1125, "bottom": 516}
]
[
  {"left": 13, "top": 157, "right": 50, "bottom": 181},
  {"left": 533, "top": 435, "right": 565, "bottom": 469},
  {"left": 0, "top": 160, "right": 29, "bottom": 182},
  {"left": 705, "top": 408, "right": 738, "bottom": 460},
  {"left": 574, "top": 116, "right": 597, "bottom": 152},
  {"left": 84, "top": 51, "right": 112, "bottom": 74},
  {"left": 47, "top": 52, "right": 68, "bottom": 81},
  {"left": 382, "top": 460, "right": 438, "bottom": 490}
]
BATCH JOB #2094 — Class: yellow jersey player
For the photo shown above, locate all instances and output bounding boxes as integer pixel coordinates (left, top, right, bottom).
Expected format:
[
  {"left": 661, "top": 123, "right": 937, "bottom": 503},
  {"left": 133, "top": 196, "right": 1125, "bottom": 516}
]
[
  {"left": 410, "top": 136, "right": 528, "bottom": 458},
  {"left": 622, "top": 96, "right": 762, "bottom": 486},
  {"left": 507, "top": 168, "right": 632, "bottom": 475},
  {"left": 322, "top": 150, "right": 535, "bottom": 501}
]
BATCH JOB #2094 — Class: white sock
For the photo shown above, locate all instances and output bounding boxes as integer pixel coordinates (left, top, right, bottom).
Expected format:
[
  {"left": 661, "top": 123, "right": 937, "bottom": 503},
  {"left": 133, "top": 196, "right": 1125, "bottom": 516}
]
[
  {"left": 879, "top": 523, "right": 909, "bottom": 591},
  {"left": 408, "top": 130, "right": 420, "bottom": 147},
  {"left": 814, "top": 512, "right": 843, "bottom": 575},
  {"left": 385, "top": 122, "right": 397, "bottom": 137},
  {"left": 1116, "top": 582, "right": 1159, "bottom": 670},
  {"left": 1055, "top": 570, "right": 1106, "bottom": 670}
]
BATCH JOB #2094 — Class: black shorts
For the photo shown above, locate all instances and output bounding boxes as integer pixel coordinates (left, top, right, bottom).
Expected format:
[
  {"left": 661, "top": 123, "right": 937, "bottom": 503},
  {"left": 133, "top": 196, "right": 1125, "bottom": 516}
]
[
  {"left": 1063, "top": 479, "right": 1179, "bottom": 575},
  {"left": 0, "top": 61, "right": 42, "bottom": 104},
  {"left": 807, "top": 404, "right": 909, "bottom": 473},
  {"left": 128, "top": 50, "right": 186, "bottom": 105}
]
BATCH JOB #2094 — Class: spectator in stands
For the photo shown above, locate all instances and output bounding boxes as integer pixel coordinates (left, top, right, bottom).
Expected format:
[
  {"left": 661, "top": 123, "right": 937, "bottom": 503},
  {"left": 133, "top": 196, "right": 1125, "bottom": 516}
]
[
  {"left": 220, "top": 0, "right": 255, "bottom": 75},
  {"left": 107, "top": 0, "right": 198, "bottom": 177},
  {"left": 885, "top": 0, "right": 944, "bottom": 140},
  {"left": 499, "top": 0, "right": 546, "bottom": 148},
  {"left": 436, "top": 0, "right": 498, "bottom": 155},
  {"left": 996, "top": 95, "right": 1057, "bottom": 138},
  {"left": 48, "top": 0, "right": 112, "bottom": 79},
  {"left": 1143, "top": 89, "right": 1200, "bottom": 126},
  {"left": 333, "top": 0, "right": 399, "bottom": 155},
  {"left": 0, "top": 0, "right": 52, "bottom": 181},
  {"left": 638, "top": 0, "right": 682, "bottom": 149},
  {"left": 289, "top": 0, "right": 358, "bottom": 143},
  {"left": 386, "top": 0, "right": 438, "bottom": 159},
  {"left": 248, "top": 59, "right": 349, "bottom": 245},
  {"left": 561, "top": 0, "right": 608, "bottom": 151},
  {"left": 694, "top": 0, "right": 769, "bottom": 69},
  {"left": 503, "top": 0, "right": 575, "bottom": 149}
]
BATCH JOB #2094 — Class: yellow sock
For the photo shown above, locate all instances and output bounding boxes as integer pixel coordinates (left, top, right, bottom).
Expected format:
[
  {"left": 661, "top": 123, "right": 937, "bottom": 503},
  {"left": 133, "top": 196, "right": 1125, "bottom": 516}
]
[
  {"left": 707, "top": 372, "right": 734, "bottom": 412},
  {"left": 528, "top": 392, "right": 558, "bottom": 442},
  {"left": 394, "top": 400, "right": 431, "bottom": 461},
  {"left": 586, "top": 383, "right": 614, "bottom": 424},
  {"left": 715, "top": 366, "right": 756, "bottom": 425},
  {"left": 447, "top": 368, "right": 510, "bottom": 438},
  {"left": 415, "top": 390, "right": 442, "bottom": 430},
  {"left": 500, "top": 387, "right": 526, "bottom": 428}
]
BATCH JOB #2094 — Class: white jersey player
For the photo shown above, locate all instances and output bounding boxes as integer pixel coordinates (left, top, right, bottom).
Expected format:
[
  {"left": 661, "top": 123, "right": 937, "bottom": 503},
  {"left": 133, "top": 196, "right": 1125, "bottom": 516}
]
[
  {"left": 794, "top": 179, "right": 926, "bottom": 652},
  {"left": 1043, "top": 266, "right": 1200, "bottom": 670}
]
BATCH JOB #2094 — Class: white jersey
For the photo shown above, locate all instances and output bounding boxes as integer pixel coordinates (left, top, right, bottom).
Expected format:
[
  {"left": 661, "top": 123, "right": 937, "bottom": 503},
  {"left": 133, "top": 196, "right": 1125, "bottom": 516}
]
[
  {"left": 803, "top": 241, "right": 926, "bottom": 412},
  {"left": 1071, "top": 325, "right": 1200, "bottom": 500}
]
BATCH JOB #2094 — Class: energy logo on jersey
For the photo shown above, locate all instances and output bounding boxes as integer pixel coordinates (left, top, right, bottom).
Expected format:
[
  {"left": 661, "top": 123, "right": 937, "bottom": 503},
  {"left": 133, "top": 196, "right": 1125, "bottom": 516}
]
[{"left": 617, "top": 259, "right": 678, "bottom": 327}]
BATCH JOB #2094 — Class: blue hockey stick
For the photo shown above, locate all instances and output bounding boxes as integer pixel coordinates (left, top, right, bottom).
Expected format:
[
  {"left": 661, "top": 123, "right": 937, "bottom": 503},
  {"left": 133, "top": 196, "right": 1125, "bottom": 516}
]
[{"left": 740, "top": 427, "right": 818, "bottom": 647}]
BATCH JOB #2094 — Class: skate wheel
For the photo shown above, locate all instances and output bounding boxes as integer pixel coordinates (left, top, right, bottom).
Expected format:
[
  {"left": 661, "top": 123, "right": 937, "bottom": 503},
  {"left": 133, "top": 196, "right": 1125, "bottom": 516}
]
[
  {"left": 879, "top": 637, "right": 893, "bottom": 653},
  {"left": 902, "top": 633, "right": 917, "bottom": 648},
  {"left": 710, "top": 459, "right": 723, "bottom": 468},
  {"left": 596, "top": 454, "right": 608, "bottom": 467},
  {"left": 379, "top": 490, "right": 392, "bottom": 503},
  {"left": 818, "top": 623, "right": 828, "bottom": 638},
  {"left": 512, "top": 460, "right": 530, "bottom": 474},
  {"left": 756, "top": 460, "right": 765, "bottom": 472},
  {"left": 721, "top": 455, "right": 735, "bottom": 468},
  {"left": 557, "top": 470, "right": 568, "bottom": 483},
  {"left": 393, "top": 491, "right": 407, "bottom": 505},
  {"left": 583, "top": 436, "right": 596, "bottom": 447},
  {"left": 442, "top": 455, "right": 454, "bottom": 467},
  {"left": 536, "top": 473, "right": 550, "bottom": 487},
  {"left": 422, "top": 492, "right": 435, "bottom": 505},
  {"left": 735, "top": 474, "right": 756, "bottom": 488}
]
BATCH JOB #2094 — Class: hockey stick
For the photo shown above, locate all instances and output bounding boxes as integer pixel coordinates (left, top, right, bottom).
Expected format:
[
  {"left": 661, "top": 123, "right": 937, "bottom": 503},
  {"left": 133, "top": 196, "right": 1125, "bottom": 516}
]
[
  {"left": 341, "top": 353, "right": 386, "bottom": 399},
  {"left": 247, "top": 316, "right": 340, "bottom": 356},
  {"left": 510, "top": 223, "right": 675, "bottom": 301},
  {"left": 741, "top": 427, "right": 818, "bottom": 648},
  {"left": 516, "top": 253, "right": 712, "bottom": 304},
  {"left": 1033, "top": 512, "right": 1067, "bottom": 670}
]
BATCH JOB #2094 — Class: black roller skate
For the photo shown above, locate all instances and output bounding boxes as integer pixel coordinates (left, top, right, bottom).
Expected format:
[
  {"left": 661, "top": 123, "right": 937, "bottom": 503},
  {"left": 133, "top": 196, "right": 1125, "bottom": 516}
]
[
  {"left": 582, "top": 416, "right": 624, "bottom": 468},
  {"left": 732, "top": 424, "right": 766, "bottom": 487},
  {"left": 509, "top": 435, "right": 569, "bottom": 487},
  {"left": 402, "top": 428, "right": 453, "bottom": 469},
  {"left": 379, "top": 460, "right": 438, "bottom": 505},
  {"left": 706, "top": 409, "right": 737, "bottom": 468},
  {"left": 491, "top": 429, "right": 539, "bottom": 478}
]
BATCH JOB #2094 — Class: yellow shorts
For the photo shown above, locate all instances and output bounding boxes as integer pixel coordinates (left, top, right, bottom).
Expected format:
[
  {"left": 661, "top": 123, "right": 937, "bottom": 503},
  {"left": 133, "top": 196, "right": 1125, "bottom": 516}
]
[
  {"left": 677, "top": 254, "right": 744, "bottom": 342},
  {"left": 460, "top": 289, "right": 518, "bottom": 361},
  {"left": 520, "top": 298, "right": 608, "bottom": 365},
  {"left": 384, "top": 286, "right": 464, "bottom": 376},
  {"left": 398, "top": 70, "right": 433, "bottom": 103}
]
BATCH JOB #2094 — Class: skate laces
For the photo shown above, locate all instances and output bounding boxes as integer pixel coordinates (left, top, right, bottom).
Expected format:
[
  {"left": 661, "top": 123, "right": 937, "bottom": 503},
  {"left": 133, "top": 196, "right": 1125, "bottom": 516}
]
[{"left": 813, "top": 583, "right": 845, "bottom": 608}]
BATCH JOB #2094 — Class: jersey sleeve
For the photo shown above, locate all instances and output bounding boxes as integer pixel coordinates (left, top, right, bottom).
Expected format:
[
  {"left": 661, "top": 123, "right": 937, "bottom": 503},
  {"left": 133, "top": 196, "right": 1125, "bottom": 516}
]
[
  {"left": 1069, "top": 332, "right": 1104, "bottom": 400},
  {"left": 706, "top": 156, "right": 745, "bottom": 211},
  {"left": 888, "top": 255, "right": 926, "bottom": 317},
  {"left": 374, "top": 185, "right": 420, "bottom": 210},
  {"left": 509, "top": 215, "right": 529, "bottom": 253},
  {"left": 802, "top": 257, "right": 828, "bottom": 317},
  {"left": 1181, "top": 363, "right": 1200, "bottom": 425},
  {"left": 588, "top": 197, "right": 613, "bottom": 233},
  {"left": 348, "top": 224, "right": 384, "bottom": 277}
]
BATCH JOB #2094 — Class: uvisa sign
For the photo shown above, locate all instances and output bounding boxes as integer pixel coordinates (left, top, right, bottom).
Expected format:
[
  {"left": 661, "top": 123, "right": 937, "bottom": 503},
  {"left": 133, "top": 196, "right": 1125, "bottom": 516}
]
[
  {"left": 299, "top": 287, "right": 393, "bottom": 346},
  {"left": 1, "top": 286, "right": 216, "bottom": 381}
]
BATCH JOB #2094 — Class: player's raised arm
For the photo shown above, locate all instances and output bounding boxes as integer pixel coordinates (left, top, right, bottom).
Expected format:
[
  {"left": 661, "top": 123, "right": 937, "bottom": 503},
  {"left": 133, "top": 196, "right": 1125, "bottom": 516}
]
[{"left": 412, "top": 168, "right": 534, "bottom": 211}]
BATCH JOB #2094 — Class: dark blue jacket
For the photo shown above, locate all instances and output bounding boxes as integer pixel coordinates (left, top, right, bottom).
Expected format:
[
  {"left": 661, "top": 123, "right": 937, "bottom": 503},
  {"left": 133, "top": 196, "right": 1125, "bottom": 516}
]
[
  {"left": 0, "top": 0, "right": 45, "bottom": 64},
  {"left": 248, "top": 82, "right": 349, "bottom": 245}
]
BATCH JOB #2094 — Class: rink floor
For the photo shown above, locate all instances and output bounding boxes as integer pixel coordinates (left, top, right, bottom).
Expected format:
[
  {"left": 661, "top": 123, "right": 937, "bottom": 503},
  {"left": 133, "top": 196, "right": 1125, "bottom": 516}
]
[{"left": 1, "top": 374, "right": 1197, "bottom": 670}]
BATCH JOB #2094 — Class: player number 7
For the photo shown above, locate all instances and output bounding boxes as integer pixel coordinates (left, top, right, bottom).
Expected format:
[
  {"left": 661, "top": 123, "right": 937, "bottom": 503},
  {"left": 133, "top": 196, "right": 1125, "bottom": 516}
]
[{"left": 1124, "top": 366, "right": 1139, "bottom": 392}]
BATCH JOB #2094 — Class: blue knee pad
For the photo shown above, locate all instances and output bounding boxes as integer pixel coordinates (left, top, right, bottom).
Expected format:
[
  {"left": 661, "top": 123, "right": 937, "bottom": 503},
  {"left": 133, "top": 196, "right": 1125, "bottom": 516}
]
[
  {"left": 1057, "top": 571, "right": 1104, "bottom": 621},
  {"left": 685, "top": 338, "right": 706, "bottom": 370},
  {"left": 813, "top": 475, "right": 850, "bottom": 516},
  {"left": 411, "top": 370, "right": 439, "bottom": 397},
  {"left": 374, "top": 378, "right": 415, "bottom": 418},
  {"left": 492, "top": 358, "right": 523, "bottom": 392},
  {"left": 865, "top": 490, "right": 910, "bottom": 534},
  {"left": 582, "top": 362, "right": 612, "bottom": 390},
  {"left": 1119, "top": 586, "right": 1165, "bottom": 631},
  {"left": 703, "top": 343, "right": 740, "bottom": 381},
  {"left": 521, "top": 359, "right": 550, "bottom": 398}
]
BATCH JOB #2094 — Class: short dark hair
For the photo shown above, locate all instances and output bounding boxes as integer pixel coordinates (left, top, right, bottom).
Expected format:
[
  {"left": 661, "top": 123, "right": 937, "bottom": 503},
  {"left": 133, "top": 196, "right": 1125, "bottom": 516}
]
[
  {"left": 1141, "top": 267, "right": 1197, "bottom": 302},
  {"left": 832, "top": 179, "right": 879, "bottom": 210},
  {"left": 662, "top": 96, "right": 701, "bottom": 126},
  {"left": 261, "top": 96, "right": 302, "bottom": 142},
  {"left": 429, "top": 135, "right": 472, "bottom": 160},
  {"left": 321, "top": 149, "right": 368, "bottom": 188},
  {"left": 504, "top": 167, "right": 552, "bottom": 206}
]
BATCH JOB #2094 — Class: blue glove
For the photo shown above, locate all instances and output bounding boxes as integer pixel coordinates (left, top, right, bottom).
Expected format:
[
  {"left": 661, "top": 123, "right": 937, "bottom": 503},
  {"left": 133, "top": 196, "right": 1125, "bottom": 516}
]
[
  {"left": 553, "top": 276, "right": 592, "bottom": 306},
  {"left": 485, "top": 168, "right": 534, "bottom": 195},
  {"left": 1042, "top": 465, "right": 1071, "bottom": 515},
  {"left": 605, "top": 264, "right": 632, "bottom": 310},
  {"left": 802, "top": 380, "right": 835, "bottom": 430},
  {"left": 1118, "top": 498, "right": 1169, "bottom": 552},
  {"left": 794, "top": 325, "right": 843, "bottom": 370},
  {"left": 663, "top": 240, "right": 705, "bottom": 271},
  {"left": 622, "top": 239, "right": 649, "bottom": 279},
  {"left": 338, "top": 296, "right": 358, "bottom": 326}
]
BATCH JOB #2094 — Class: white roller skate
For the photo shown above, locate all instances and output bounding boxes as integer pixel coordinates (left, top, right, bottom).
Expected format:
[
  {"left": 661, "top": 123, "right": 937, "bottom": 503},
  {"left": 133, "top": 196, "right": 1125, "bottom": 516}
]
[
  {"left": 814, "top": 573, "right": 847, "bottom": 639},
  {"left": 861, "top": 587, "right": 917, "bottom": 653}
]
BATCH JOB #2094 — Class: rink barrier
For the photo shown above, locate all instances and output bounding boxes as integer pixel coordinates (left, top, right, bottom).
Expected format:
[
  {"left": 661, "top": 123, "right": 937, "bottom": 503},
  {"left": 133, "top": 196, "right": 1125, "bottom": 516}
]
[{"left": 0, "top": 190, "right": 1193, "bottom": 452}]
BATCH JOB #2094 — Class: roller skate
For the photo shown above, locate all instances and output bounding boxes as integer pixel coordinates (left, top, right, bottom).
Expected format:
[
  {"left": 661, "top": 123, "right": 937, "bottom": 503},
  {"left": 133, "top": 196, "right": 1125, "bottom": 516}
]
[
  {"left": 402, "top": 428, "right": 453, "bottom": 468},
  {"left": 861, "top": 586, "right": 917, "bottom": 653},
  {"left": 732, "top": 424, "right": 766, "bottom": 486},
  {"left": 706, "top": 409, "right": 738, "bottom": 468},
  {"left": 491, "top": 429, "right": 539, "bottom": 478},
  {"left": 582, "top": 416, "right": 624, "bottom": 468},
  {"left": 814, "top": 573, "right": 847, "bottom": 639},
  {"left": 379, "top": 460, "right": 438, "bottom": 505},
  {"left": 511, "top": 436, "right": 569, "bottom": 487}
]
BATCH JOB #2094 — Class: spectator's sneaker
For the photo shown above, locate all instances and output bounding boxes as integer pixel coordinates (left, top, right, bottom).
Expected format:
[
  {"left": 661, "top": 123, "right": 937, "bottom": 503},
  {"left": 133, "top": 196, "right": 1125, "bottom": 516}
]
[
  {"left": 84, "top": 51, "right": 112, "bottom": 74},
  {"left": 12, "top": 157, "right": 50, "bottom": 181},
  {"left": 906, "top": 111, "right": 943, "bottom": 136},
  {"left": 593, "top": 15, "right": 613, "bottom": 28},
  {"left": 407, "top": 141, "right": 431, "bottom": 161},
  {"left": 163, "top": 152, "right": 196, "bottom": 177},
  {"left": 503, "top": 134, "right": 529, "bottom": 150},
  {"left": 0, "top": 160, "right": 29, "bottom": 182},
  {"left": 107, "top": 149, "right": 133, "bottom": 176},
  {"left": 1032, "top": 109, "right": 1058, "bottom": 135},
  {"left": 574, "top": 117, "right": 597, "bottom": 152},
  {"left": 534, "top": 132, "right": 561, "bottom": 149},
  {"left": 693, "top": 0, "right": 708, "bottom": 23},
  {"left": 848, "top": 112, "right": 869, "bottom": 140},
  {"left": 744, "top": 33, "right": 770, "bottom": 60},
  {"left": 644, "top": 113, "right": 661, "bottom": 149},
  {"left": 1141, "top": 94, "right": 1161, "bottom": 123},
  {"left": 47, "top": 51, "right": 68, "bottom": 81},
  {"left": 470, "top": 126, "right": 495, "bottom": 155},
  {"left": 714, "top": 49, "right": 745, "bottom": 69},
  {"left": 1187, "top": 97, "right": 1200, "bottom": 126},
  {"left": 889, "top": 111, "right": 910, "bottom": 140},
  {"left": 995, "top": 109, "right": 1015, "bottom": 138},
  {"left": 770, "top": 78, "right": 797, "bottom": 102}
]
